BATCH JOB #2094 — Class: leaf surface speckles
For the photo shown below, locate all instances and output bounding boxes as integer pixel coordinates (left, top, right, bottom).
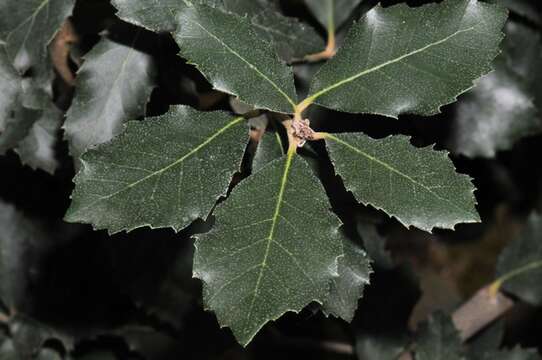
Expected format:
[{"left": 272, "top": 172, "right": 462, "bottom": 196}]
[
  {"left": 326, "top": 133, "right": 479, "bottom": 232},
  {"left": 173, "top": 3, "right": 297, "bottom": 113},
  {"left": 194, "top": 154, "right": 342, "bottom": 345},
  {"left": 65, "top": 106, "right": 248, "bottom": 234},
  {"left": 305, "top": 0, "right": 507, "bottom": 117}
]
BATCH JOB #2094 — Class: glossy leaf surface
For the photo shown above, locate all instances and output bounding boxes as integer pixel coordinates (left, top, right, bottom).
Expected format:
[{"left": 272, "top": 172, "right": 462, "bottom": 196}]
[
  {"left": 252, "top": 131, "right": 284, "bottom": 173},
  {"left": 326, "top": 133, "right": 479, "bottom": 232},
  {"left": 194, "top": 153, "right": 343, "bottom": 345},
  {"left": 66, "top": 106, "right": 248, "bottom": 233},
  {"left": 173, "top": 3, "right": 297, "bottom": 113},
  {"left": 306, "top": 0, "right": 507, "bottom": 117}
]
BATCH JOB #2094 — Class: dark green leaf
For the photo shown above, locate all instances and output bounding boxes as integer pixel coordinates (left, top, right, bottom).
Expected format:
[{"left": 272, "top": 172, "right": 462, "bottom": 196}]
[
  {"left": 304, "top": 0, "right": 363, "bottom": 32},
  {"left": 224, "top": 0, "right": 324, "bottom": 62},
  {"left": 305, "top": 0, "right": 507, "bottom": 117},
  {"left": 495, "top": 213, "right": 542, "bottom": 306},
  {"left": 415, "top": 312, "right": 463, "bottom": 360},
  {"left": 173, "top": 3, "right": 297, "bottom": 113},
  {"left": 65, "top": 106, "right": 248, "bottom": 234},
  {"left": 252, "top": 131, "right": 284, "bottom": 173},
  {"left": 447, "top": 59, "right": 541, "bottom": 158},
  {"left": 63, "top": 36, "right": 157, "bottom": 160},
  {"left": 325, "top": 133, "right": 479, "bottom": 232},
  {"left": 194, "top": 153, "right": 343, "bottom": 345},
  {"left": 0, "top": 0, "right": 74, "bottom": 73},
  {"left": 322, "top": 236, "right": 371, "bottom": 321}
]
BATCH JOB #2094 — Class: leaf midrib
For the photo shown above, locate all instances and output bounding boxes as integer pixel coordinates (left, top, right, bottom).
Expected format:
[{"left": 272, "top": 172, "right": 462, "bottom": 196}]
[
  {"left": 244, "top": 150, "right": 295, "bottom": 336},
  {"left": 70, "top": 116, "right": 245, "bottom": 215},
  {"left": 306, "top": 26, "right": 476, "bottom": 103},
  {"left": 326, "top": 134, "right": 472, "bottom": 217}
]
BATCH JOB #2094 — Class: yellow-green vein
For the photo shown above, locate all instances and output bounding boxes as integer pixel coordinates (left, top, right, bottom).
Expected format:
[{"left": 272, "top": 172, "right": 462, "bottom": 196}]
[
  {"left": 490, "top": 259, "right": 542, "bottom": 295},
  {"left": 298, "top": 26, "right": 476, "bottom": 110},
  {"left": 324, "top": 133, "right": 472, "bottom": 216},
  {"left": 68, "top": 116, "right": 245, "bottom": 216},
  {"left": 244, "top": 147, "right": 296, "bottom": 336},
  {"left": 187, "top": 17, "right": 297, "bottom": 110}
]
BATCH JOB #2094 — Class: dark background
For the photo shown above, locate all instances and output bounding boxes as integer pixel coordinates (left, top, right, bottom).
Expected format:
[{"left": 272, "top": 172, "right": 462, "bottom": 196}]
[{"left": 1, "top": 0, "right": 542, "bottom": 359}]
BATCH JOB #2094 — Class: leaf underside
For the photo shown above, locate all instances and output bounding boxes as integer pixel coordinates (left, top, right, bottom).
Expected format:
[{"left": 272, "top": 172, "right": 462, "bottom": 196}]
[
  {"left": 194, "top": 154, "right": 343, "bottom": 345},
  {"left": 308, "top": 0, "right": 508, "bottom": 117},
  {"left": 326, "top": 133, "right": 480, "bottom": 232},
  {"left": 65, "top": 106, "right": 248, "bottom": 234}
]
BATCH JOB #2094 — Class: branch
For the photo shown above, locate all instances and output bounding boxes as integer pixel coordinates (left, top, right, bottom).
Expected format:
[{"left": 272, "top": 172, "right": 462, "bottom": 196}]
[{"left": 50, "top": 18, "right": 79, "bottom": 86}]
